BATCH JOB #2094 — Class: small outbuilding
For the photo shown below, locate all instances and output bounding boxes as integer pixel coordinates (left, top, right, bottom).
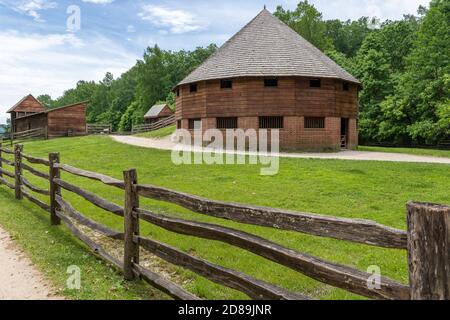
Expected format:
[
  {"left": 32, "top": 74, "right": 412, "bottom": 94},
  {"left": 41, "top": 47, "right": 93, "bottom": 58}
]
[
  {"left": 144, "top": 104, "right": 174, "bottom": 124},
  {"left": 8, "top": 95, "right": 87, "bottom": 138}
]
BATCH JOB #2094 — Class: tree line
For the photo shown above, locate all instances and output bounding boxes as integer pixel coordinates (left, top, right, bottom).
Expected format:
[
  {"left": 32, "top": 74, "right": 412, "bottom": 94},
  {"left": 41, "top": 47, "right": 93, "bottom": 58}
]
[{"left": 37, "top": 0, "right": 448, "bottom": 145}]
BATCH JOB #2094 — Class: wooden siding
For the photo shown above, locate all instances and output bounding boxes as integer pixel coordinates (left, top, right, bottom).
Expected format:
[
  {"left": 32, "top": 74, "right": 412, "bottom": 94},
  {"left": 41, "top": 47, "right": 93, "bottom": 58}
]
[
  {"left": 175, "top": 76, "right": 359, "bottom": 150},
  {"left": 14, "top": 113, "right": 47, "bottom": 133},
  {"left": 47, "top": 103, "right": 87, "bottom": 138},
  {"left": 11, "top": 95, "right": 46, "bottom": 114},
  {"left": 176, "top": 76, "right": 359, "bottom": 120},
  {"left": 13, "top": 102, "right": 87, "bottom": 138}
]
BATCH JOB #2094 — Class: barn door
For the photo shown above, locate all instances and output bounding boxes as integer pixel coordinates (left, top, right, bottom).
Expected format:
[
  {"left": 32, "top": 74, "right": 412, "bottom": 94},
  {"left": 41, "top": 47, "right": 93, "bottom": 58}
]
[{"left": 341, "top": 118, "right": 349, "bottom": 149}]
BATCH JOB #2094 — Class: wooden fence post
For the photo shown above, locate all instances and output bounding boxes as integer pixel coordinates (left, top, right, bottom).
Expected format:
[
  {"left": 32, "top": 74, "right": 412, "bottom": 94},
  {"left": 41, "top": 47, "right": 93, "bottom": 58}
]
[
  {"left": 123, "top": 169, "right": 140, "bottom": 280},
  {"left": 14, "top": 144, "right": 23, "bottom": 200},
  {"left": 407, "top": 202, "right": 450, "bottom": 300},
  {"left": 49, "top": 153, "right": 61, "bottom": 226}
]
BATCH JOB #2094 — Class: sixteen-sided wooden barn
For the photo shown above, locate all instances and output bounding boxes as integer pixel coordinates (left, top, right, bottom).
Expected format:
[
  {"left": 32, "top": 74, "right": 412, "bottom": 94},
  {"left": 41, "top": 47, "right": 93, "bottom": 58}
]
[{"left": 174, "top": 9, "right": 361, "bottom": 151}]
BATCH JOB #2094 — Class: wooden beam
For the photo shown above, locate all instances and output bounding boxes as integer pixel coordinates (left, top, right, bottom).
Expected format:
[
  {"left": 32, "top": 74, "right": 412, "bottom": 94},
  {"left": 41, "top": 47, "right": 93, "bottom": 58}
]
[
  {"left": 407, "top": 202, "right": 450, "bottom": 300},
  {"left": 137, "top": 184, "right": 407, "bottom": 249},
  {"left": 123, "top": 169, "right": 140, "bottom": 281},
  {"left": 53, "top": 178, "right": 124, "bottom": 216},
  {"left": 137, "top": 235, "right": 309, "bottom": 300}
]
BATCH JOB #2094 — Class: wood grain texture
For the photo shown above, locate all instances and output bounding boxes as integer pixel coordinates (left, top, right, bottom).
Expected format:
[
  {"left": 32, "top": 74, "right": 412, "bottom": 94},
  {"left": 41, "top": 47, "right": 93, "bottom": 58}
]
[
  {"left": 14, "top": 144, "right": 23, "bottom": 200},
  {"left": 137, "top": 235, "right": 309, "bottom": 300},
  {"left": 21, "top": 152, "right": 50, "bottom": 166},
  {"left": 407, "top": 202, "right": 450, "bottom": 300},
  {"left": 0, "top": 177, "right": 15, "bottom": 189},
  {"left": 123, "top": 169, "right": 140, "bottom": 280},
  {"left": 55, "top": 195, "right": 123, "bottom": 240},
  {"left": 136, "top": 208, "right": 409, "bottom": 300},
  {"left": 53, "top": 178, "right": 124, "bottom": 216},
  {"left": 132, "top": 263, "right": 200, "bottom": 300},
  {"left": 21, "top": 188, "right": 50, "bottom": 212},
  {"left": 0, "top": 167, "right": 15, "bottom": 178},
  {"left": 49, "top": 153, "right": 61, "bottom": 225},
  {"left": 21, "top": 176, "right": 50, "bottom": 196},
  {"left": 137, "top": 184, "right": 407, "bottom": 249},
  {"left": 55, "top": 163, "right": 124, "bottom": 189},
  {"left": 21, "top": 163, "right": 50, "bottom": 180},
  {"left": 56, "top": 210, "right": 123, "bottom": 270}
]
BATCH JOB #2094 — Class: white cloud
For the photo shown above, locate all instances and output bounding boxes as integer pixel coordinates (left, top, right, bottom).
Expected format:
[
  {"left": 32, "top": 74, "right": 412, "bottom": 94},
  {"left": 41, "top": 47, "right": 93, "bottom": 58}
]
[
  {"left": 0, "top": 30, "right": 138, "bottom": 117},
  {"left": 81, "top": 0, "right": 114, "bottom": 4},
  {"left": 306, "top": 0, "right": 429, "bottom": 21},
  {"left": 3, "top": 0, "right": 57, "bottom": 22},
  {"left": 138, "top": 5, "right": 207, "bottom": 34}
]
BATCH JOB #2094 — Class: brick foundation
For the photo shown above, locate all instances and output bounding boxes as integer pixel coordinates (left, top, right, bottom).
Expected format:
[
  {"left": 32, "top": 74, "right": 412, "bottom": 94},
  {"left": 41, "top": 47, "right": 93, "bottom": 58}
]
[{"left": 180, "top": 116, "right": 358, "bottom": 151}]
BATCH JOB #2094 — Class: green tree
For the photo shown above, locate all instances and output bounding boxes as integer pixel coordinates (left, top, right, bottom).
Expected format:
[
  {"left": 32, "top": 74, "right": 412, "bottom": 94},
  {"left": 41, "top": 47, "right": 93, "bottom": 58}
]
[
  {"left": 325, "top": 17, "right": 373, "bottom": 57},
  {"left": 36, "top": 94, "right": 53, "bottom": 108},
  {"left": 379, "top": 0, "right": 450, "bottom": 144},
  {"left": 274, "top": 1, "right": 334, "bottom": 51}
]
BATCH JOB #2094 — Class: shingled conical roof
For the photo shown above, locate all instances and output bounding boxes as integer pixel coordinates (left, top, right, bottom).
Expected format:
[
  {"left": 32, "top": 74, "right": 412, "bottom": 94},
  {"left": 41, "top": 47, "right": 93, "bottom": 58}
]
[{"left": 178, "top": 9, "right": 359, "bottom": 86}]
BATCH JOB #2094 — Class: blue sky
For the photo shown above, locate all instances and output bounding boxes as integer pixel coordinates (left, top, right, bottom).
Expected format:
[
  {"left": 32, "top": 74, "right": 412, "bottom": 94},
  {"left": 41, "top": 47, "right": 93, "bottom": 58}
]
[{"left": 0, "top": 0, "right": 429, "bottom": 123}]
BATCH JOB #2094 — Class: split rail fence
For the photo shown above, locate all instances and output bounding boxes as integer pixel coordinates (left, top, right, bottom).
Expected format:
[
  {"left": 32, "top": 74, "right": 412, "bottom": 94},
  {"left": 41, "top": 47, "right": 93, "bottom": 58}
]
[
  {"left": 132, "top": 115, "right": 176, "bottom": 134},
  {"left": 87, "top": 124, "right": 113, "bottom": 135},
  {"left": 1, "top": 127, "right": 47, "bottom": 146},
  {"left": 0, "top": 141, "right": 449, "bottom": 300}
]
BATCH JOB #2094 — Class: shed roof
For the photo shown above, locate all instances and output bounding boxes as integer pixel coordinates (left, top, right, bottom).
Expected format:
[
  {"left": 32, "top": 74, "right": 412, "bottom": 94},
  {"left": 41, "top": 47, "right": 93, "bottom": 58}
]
[
  {"left": 13, "top": 101, "right": 88, "bottom": 120},
  {"left": 144, "top": 104, "right": 168, "bottom": 118},
  {"left": 178, "top": 9, "right": 360, "bottom": 86}
]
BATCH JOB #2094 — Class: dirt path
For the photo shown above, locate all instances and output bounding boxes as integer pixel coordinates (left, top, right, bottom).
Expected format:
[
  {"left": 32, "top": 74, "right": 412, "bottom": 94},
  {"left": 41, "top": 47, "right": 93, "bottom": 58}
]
[
  {"left": 0, "top": 226, "right": 62, "bottom": 300},
  {"left": 111, "top": 135, "right": 450, "bottom": 165}
]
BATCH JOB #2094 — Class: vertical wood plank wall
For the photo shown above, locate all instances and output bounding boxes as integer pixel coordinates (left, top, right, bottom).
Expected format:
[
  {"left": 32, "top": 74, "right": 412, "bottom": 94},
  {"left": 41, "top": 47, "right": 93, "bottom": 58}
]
[{"left": 175, "top": 76, "right": 359, "bottom": 150}]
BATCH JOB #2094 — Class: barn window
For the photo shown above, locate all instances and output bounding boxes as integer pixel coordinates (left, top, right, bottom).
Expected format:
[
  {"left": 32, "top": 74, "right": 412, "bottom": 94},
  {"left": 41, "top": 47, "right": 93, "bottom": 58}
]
[
  {"left": 259, "top": 116, "right": 283, "bottom": 129},
  {"left": 190, "top": 84, "right": 198, "bottom": 93},
  {"left": 305, "top": 117, "right": 325, "bottom": 129},
  {"left": 177, "top": 120, "right": 181, "bottom": 129},
  {"left": 217, "top": 117, "right": 238, "bottom": 129},
  {"left": 310, "top": 79, "right": 321, "bottom": 88},
  {"left": 264, "top": 78, "right": 278, "bottom": 87},
  {"left": 343, "top": 82, "right": 350, "bottom": 91},
  {"left": 177, "top": 88, "right": 180, "bottom": 97},
  {"left": 189, "top": 119, "right": 202, "bottom": 130},
  {"left": 220, "top": 79, "right": 233, "bottom": 89}
]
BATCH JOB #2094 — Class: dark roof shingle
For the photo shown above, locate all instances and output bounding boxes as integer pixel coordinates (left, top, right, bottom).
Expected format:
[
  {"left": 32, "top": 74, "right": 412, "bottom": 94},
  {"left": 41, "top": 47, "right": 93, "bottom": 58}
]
[{"left": 178, "top": 9, "right": 359, "bottom": 86}]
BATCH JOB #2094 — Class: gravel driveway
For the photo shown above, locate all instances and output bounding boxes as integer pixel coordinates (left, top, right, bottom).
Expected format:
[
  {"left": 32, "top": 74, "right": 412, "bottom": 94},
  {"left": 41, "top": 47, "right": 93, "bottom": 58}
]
[
  {"left": 0, "top": 226, "right": 62, "bottom": 300},
  {"left": 111, "top": 135, "right": 450, "bottom": 165}
]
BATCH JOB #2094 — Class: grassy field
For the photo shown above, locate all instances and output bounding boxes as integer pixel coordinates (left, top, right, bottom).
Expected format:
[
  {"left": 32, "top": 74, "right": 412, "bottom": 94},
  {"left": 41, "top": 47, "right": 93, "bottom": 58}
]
[
  {"left": 359, "top": 146, "right": 450, "bottom": 158},
  {"left": 135, "top": 125, "right": 176, "bottom": 138},
  {"left": 0, "top": 188, "right": 168, "bottom": 300},
  {"left": 0, "top": 135, "right": 449, "bottom": 300}
]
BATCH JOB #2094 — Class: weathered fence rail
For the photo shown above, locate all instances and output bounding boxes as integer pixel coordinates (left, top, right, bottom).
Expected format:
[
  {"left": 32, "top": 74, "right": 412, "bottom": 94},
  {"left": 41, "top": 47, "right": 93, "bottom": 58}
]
[
  {"left": 87, "top": 124, "right": 112, "bottom": 135},
  {"left": 132, "top": 115, "right": 176, "bottom": 134},
  {"left": 0, "top": 141, "right": 449, "bottom": 300},
  {"left": 1, "top": 128, "right": 47, "bottom": 146}
]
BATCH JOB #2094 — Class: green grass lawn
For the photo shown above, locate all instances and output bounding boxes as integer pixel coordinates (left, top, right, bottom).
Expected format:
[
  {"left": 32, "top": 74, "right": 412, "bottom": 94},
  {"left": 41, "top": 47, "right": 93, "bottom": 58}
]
[
  {"left": 135, "top": 125, "right": 176, "bottom": 138},
  {"left": 359, "top": 146, "right": 450, "bottom": 158},
  {"left": 0, "top": 135, "right": 449, "bottom": 300}
]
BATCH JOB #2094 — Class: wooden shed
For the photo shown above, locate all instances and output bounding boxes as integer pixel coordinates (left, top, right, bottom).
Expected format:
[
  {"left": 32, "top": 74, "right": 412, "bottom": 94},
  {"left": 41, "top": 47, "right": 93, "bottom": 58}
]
[
  {"left": 174, "top": 9, "right": 361, "bottom": 151},
  {"left": 8, "top": 95, "right": 87, "bottom": 138},
  {"left": 7, "top": 94, "right": 46, "bottom": 133},
  {"left": 144, "top": 104, "right": 174, "bottom": 124}
]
